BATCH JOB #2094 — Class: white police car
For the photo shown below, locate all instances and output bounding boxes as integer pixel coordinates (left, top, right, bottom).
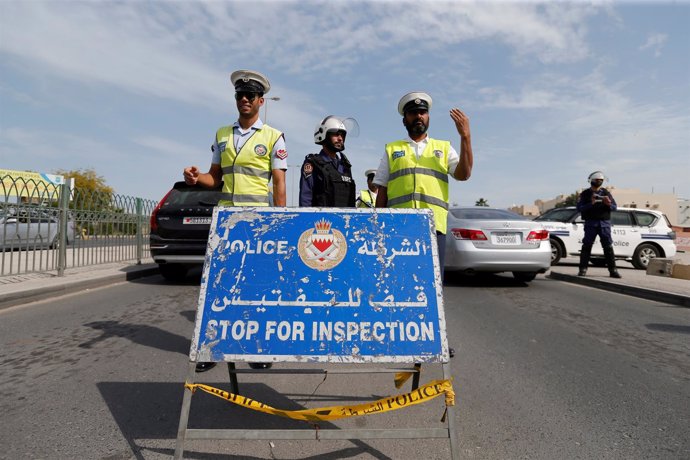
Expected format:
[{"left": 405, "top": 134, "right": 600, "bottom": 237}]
[{"left": 534, "top": 207, "right": 676, "bottom": 269}]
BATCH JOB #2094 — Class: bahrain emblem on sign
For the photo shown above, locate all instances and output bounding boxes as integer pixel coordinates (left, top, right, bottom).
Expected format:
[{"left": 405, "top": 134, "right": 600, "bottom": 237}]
[{"left": 298, "top": 218, "right": 347, "bottom": 270}]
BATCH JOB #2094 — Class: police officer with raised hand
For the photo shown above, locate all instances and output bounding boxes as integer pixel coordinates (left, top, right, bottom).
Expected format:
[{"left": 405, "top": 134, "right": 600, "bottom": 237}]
[
  {"left": 299, "top": 116, "right": 356, "bottom": 207},
  {"left": 356, "top": 169, "right": 378, "bottom": 208},
  {"left": 576, "top": 171, "right": 622, "bottom": 278},
  {"left": 373, "top": 92, "right": 473, "bottom": 273},
  {"left": 183, "top": 69, "right": 287, "bottom": 372}
]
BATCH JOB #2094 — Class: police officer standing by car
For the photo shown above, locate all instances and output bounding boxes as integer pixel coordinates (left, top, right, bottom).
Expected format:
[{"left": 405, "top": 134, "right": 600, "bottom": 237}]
[
  {"left": 299, "top": 116, "right": 356, "bottom": 207},
  {"left": 373, "top": 92, "right": 474, "bottom": 273},
  {"left": 356, "top": 169, "right": 378, "bottom": 208},
  {"left": 183, "top": 69, "right": 287, "bottom": 371},
  {"left": 576, "top": 171, "right": 622, "bottom": 278}
]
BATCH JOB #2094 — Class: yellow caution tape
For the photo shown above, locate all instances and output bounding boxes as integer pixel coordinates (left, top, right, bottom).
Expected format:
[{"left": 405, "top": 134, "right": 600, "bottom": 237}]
[
  {"left": 394, "top": 363, "right": 422, "bottom": 389},
  {"left": 185, "top": 379, "right": 455, "bottom": 422}
]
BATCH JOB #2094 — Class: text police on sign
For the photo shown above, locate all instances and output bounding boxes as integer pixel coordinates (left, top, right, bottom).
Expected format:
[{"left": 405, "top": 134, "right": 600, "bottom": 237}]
[{"left": 189, "top": 208, "right": 449, "bottom": 364}]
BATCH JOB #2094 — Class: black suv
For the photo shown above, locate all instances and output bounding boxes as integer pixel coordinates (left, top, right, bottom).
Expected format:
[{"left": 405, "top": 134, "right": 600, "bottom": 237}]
[{"left": 149, "top": 182, "right": 223, "bottom": 281}]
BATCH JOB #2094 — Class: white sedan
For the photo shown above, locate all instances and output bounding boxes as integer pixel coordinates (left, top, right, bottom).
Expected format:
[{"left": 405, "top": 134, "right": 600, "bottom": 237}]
[{"left": 444, "top": 207, "right": 552, "bottom": 282}]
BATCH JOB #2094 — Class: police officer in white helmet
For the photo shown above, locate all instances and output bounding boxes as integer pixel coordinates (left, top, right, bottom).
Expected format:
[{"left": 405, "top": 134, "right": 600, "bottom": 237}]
[
  {"left": 299, "top": 116, "right": 356, "bottom": 207},
  {"left": 576, "top": 171, "right": 621, "bottom": 278}
]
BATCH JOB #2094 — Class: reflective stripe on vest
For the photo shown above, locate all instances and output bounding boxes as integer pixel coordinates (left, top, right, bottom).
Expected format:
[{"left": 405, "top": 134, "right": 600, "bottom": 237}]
[
  {"left": 217, "top": 124, "right": 283, "bottom": 206},
  {"left": 385, "top": 138, "right": 450, "bottom": 234}
]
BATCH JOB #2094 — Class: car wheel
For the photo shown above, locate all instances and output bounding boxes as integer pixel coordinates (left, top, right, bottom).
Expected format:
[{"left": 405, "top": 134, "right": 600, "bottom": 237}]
[
  {"left": 550, "top": 238, "right": 563, "bottom": 265},
  {"left": 513, "top": 272, "right": 537, "bottom": 282},
  {"left": 632, "top": 243, "right": 660, "bottom": 270},
  {"left": 590, "top": 258, "right": 607, "bottom": 267},
  {"left": 159, "top": 264, "right": 189, "bottom": 281}
]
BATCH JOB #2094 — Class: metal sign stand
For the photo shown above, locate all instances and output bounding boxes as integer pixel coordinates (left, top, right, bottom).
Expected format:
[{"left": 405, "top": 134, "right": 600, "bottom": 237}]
[
  {"left": 174, "top": 208, "right": 459, "bottom": 458},
  {"left": 174, "top": 360, "right": 459, "bottom": 459}
]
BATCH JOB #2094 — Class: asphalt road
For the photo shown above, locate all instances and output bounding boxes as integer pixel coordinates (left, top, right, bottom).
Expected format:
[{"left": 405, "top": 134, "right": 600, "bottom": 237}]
[
  {"left": 444, "top": 272, "right": 689, "bottom": 459},
  {"left": 0, "top": 272, "right": 688, "bottom": 459}
]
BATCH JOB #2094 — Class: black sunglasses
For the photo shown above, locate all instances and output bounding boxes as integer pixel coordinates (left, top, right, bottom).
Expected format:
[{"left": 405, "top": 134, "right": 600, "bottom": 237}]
[{"left": 235, "top": 91, "right": 260, "bottom": 101}]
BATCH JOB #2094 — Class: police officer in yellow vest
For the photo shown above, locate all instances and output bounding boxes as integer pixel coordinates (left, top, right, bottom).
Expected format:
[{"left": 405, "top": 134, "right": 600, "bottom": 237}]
[
  {"left": 356, "top": 169, "right": 378, "bottom": 208},
  {"left": 183, "top": 69, "right": 287, "bottom": 372},
  {"left": 373, "top": 92, "right": 473, "bottom": 274},
  {"left": 183, "top": 69, "right": 287, "bottom": 208}
]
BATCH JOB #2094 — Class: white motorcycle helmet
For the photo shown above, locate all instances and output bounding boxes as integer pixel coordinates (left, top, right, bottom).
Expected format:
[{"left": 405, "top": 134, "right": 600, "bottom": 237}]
[
  {"left": 314, "top": 116, "right": 347, "bottom": 145},
  {"left": 588, "top": 171, "right": 606, "bottom": 183}
]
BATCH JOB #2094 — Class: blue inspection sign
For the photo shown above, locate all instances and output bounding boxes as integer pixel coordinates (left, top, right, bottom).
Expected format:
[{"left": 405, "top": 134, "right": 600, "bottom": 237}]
[{"left": 189, "top": 207, "right": 448, "bottom": 364}]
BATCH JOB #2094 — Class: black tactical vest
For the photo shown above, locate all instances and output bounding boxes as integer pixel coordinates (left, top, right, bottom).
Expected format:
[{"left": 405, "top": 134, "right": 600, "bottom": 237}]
[
  {"left": 306, "top": 152, "right": 356, "bottom": 207},
  {"left": 580, "top": 188, "right": 612, "bottom": 221}
]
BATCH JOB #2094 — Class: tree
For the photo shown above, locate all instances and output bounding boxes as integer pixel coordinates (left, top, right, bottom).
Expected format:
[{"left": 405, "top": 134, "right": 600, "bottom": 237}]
[
  {"left": 54, "top": 168, "right": 113, "bottom": 196},
  {"left": 475, "top": 197, "right": 490, "bottom": 207},
  {"left": 554, "top": 191, "right": 579, "bottom": 208},
  {"left": 54, "top": 168, "right": 116, "bottom": 235}
]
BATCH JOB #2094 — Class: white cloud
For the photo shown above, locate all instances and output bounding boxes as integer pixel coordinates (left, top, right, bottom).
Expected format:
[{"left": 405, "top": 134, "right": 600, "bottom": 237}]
[
  {"left": 2, "top": 1, "right": 687, "bottom": 206},
  {"left": 552, "top": 71, "right": 690, "bottom": 156},
  {"left": 1, "top": 1, "right": 597, "bottom": 103},
  {"left": 479, "top": 86, "right": 559, "bottom": 109},
  {"left": 639, "top": 33, "right": 668, "bottom": 57},
  {"left": 1, "top": 3, "right": 224, "bottom": 109},
  {"left": 478, "top": 68, "right": 690, "bottom": 157}
]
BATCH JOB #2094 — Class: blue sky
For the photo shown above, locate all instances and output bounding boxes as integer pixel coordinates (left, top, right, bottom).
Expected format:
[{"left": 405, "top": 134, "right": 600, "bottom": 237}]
[{"left": 1, "top": 1, "right": 688, "bottom": 208}]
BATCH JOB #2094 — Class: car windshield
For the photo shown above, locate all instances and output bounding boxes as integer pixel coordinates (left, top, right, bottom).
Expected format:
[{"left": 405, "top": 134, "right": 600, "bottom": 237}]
[
  {"left": 450, "top": 208, "right": 528, "bottom": 220},
  {"left": 534, "top": 208, "right": 578, "bottom": 222}
]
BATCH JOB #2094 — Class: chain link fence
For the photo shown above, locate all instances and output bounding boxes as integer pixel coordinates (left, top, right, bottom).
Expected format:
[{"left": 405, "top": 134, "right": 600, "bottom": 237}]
[{"left": 1, "top": 175, "right": 157, "bottom": 277}]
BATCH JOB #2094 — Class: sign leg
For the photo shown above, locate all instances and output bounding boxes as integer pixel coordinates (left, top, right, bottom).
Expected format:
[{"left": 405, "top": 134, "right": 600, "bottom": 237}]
[
  {"left": 227, "top": 362, "right": 240, "bottom": 395},
  {"left": 174, "top": 361, "right": 197, "bottom": 460},
  {"left": 442, "top": 361, "right": 460, "bottom": 460},
  {"left": 411, "top": 363, "right": 421, "bottom": 390}
]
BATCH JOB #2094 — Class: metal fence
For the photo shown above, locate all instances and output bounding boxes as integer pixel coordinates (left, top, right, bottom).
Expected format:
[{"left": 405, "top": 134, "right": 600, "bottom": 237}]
[{"left": 1, "top": 175, "right": 157, "bottom": 277}]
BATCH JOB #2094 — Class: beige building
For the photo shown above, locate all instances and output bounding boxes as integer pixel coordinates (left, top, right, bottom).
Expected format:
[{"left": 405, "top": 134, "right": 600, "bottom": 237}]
[
  {"left": 611, "top": 188, "right": 678, "bottom": 225},
  {"left": 534, "top": 194, "right": 573, "bottom": 214},
  {"left": 515, "top": 187, "right": 683, "bottom": 226},
  {"left": 508, "top": 204, "right": 540, "bottom": 217}
]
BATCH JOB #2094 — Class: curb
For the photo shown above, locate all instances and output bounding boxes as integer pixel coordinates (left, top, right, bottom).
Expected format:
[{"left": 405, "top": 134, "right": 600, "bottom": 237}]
[
  {"left": 548, "top": 271, "right": 690, "bottom": 308},
  {"left": 0, "top": 265, "right": 160, "bottom": 311}
]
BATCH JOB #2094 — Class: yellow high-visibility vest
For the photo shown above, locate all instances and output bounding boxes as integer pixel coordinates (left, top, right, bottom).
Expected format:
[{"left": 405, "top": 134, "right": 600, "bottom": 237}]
[
  {"left": 217, "top": 124, "right": 283, "bottom": 206},
  {"left": 357, "top": 189, "right": 376, "bottom": 208},
  {"left": 385, "top": 138, "right": 450, "bottom": 234}
]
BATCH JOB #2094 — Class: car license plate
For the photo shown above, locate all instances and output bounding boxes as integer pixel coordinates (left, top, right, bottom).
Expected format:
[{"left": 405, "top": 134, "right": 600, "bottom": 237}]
[
  {"left": 183, "top": 217, "right": 212, "bottom": 225},
  {"left": 492, "top": 232, "right": 520, "bottom": 245}
]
